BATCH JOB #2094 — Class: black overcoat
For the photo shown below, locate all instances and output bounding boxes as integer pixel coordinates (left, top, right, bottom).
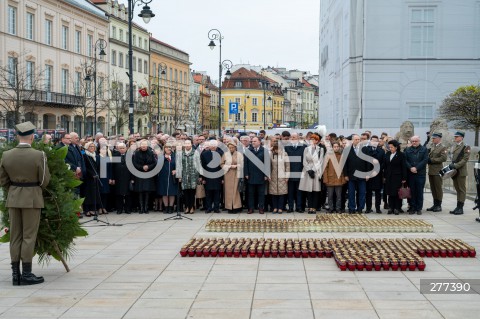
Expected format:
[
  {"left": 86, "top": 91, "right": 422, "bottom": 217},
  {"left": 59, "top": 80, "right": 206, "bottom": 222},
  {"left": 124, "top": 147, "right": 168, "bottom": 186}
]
[
  {"left": 83, "top": 153, "right": 102, "bottom": 206},
  {"left": 383, "top": 151, "right": 408, "bottom": 196},
  {"left": 132, "top": 148, "right": 157, "bottom": 192},
  {"left": 365, "top": 146, "right": 386, "bottom": 190},
  {"left": 112, "top": 153, "right": 133, "bottom": 196}
]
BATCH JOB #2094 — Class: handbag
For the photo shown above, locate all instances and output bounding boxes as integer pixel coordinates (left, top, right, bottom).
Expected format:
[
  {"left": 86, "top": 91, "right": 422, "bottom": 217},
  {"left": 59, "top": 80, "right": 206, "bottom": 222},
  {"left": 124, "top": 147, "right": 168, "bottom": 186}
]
[
  {"left": 195, "top": 183, "right": 206, "bottom": 199},
  {"left": 398, "top": 183, "right": 411, "bottom": 199},
  {"left": 238, "top": 178, "right": 244, "bottom": 192}
]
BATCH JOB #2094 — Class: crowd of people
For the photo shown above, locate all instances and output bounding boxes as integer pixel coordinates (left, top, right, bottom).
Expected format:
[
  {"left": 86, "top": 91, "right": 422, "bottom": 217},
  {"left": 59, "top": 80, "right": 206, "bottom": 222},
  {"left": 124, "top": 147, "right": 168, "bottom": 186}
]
[{"left": 44, "top": 127, "right": 470, "bottom": 217}]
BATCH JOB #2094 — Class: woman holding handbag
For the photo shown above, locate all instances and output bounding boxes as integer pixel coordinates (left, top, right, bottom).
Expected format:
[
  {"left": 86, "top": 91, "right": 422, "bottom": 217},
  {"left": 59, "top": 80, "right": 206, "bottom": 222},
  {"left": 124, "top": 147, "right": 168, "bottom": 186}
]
[{"left": 383, "top": 140, "right": 408, "bottom": 215}]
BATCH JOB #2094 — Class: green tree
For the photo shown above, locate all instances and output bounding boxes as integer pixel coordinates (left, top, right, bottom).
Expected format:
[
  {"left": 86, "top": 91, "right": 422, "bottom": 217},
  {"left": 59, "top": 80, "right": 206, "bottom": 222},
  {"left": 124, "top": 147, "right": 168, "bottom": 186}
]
[{"left": 438, "top": 85, "right": 480, "bottom": 146}]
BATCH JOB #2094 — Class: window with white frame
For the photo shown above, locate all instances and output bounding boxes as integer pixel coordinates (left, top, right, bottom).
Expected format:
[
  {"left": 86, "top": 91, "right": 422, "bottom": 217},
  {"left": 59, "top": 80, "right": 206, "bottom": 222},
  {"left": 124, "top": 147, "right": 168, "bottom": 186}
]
[
  {"left": 61, "top": 25, "right": 69, "bottom": 50},
  {"left": 138, "top": 37, "right": 142, "bottom": 48},
  {"left": 235, "top": 113, "right": 241, "bottom": 121},
  {"left": 235, "top": 81, "right": 242, "bottom": 88},
  {"left": 252, "top": 97, "right": 258, "bottom": 106},
  {"left": 235, "top": 97, "right": 241, "bottom": 104},
  {"left": 111, "top": 50, "right": 116, "bottom": 65},
  {"left": 119, "top": 52, "right": 123, "bottom": 67},
  {"left": 119, "top": 29, "right": 123, "bottom": 41},
  {"left": 87, "top": 34, "right": 93, "bottom": 57},
  {"left": 144, "top": 61, "right": 147, "bottom": 74},
  {"left": 45, "top": 65, "right": 53, "bottom": 92},
  {"left": 26, "top": 12, "right": 34, "bottom": 40},
  {"left": 61, "top": 69, "right": 68, "bottom": 94},
  {"left": 410, "top": 7, "right": 435, "bottom": 57},
  {"left": 133, "top": 35, "right": 136, "bottom": 46},
  {"left": 8, "top": 57, "right": 17, "bottom": 88},
  {"left": 8, "top": 6, "right": 17, "bottom": 35},
  {"left": 252, "top": 110, "right": 258, "bottom": 122},
  {"left": 221, "top": 98, "right": 224, "bottom": 106},
  {"left": 144, "top": 39, "right": 147, "bottom": 50},
  {"left": 75, "top": 30, "right": 81, "bottom": 53},
  {"left": 125, "top": 53, "right": 128, "bottom": 69},
  {"left": 26, "top": 61, "right": 34, "bottom": 90},
  {"left": 153, "top": 63, "right": 157, "bottom": 77},
  {"left": 45, "top": 19, "right": 52, "bottom": 45},
  {"left": 138, "top": 59, "right": 142, "bottom": 73},
  {"left": 98, "top": 77, "right": 104, "bottom": 98},
  {"left": 408, "top": 103, "right": 434, "bottom": 127},
  {"left": 75, "top": 71, "right": 81, "bottom": 95},
  {"left": 112, "top": 26, "right": 116, "bottom": 39},
  {"left": 133, "top": 57, "right": 136, "bottom": 71}
]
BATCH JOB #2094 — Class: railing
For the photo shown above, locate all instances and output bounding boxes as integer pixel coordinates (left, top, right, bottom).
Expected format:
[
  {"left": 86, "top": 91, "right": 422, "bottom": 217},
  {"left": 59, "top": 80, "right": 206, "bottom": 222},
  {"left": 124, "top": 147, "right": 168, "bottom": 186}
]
[{"left": 22, "top": 90, "right": 84, "bottom": 108}]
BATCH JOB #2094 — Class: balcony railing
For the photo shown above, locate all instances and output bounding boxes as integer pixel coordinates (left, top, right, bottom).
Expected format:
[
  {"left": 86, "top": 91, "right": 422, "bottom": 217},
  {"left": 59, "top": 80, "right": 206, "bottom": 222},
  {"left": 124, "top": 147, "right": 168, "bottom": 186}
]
[{"left": 22, "top": 90, "right": 84, "bottom": 108}]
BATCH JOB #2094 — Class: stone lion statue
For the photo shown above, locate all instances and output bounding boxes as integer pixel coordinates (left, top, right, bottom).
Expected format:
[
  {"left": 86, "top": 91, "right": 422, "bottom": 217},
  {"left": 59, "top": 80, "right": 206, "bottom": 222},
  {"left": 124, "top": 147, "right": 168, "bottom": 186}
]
[
  {"left": 428, "top": 118, "right": 453, "bottom": 149},
  {"left": 394, "top": 121, "right": 414, "bottom": 150}
]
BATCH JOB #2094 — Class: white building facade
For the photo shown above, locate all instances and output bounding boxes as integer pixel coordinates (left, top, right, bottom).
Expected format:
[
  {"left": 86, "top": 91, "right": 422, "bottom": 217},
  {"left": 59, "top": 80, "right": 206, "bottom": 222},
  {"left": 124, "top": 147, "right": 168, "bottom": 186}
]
[{"left": 319, "top": 0, "right": 480, "bottom": 129}]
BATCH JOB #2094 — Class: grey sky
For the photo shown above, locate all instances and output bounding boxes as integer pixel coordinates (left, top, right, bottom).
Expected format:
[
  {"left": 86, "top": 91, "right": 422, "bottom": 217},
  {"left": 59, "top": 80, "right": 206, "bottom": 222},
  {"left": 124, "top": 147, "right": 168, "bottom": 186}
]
[{"left": 133, "top": 0, "right": 320, "bottom": 80}]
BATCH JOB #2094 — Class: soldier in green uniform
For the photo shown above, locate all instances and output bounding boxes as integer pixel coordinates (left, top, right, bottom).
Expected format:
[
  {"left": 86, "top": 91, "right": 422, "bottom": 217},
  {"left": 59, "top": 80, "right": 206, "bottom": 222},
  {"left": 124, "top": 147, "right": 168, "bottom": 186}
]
[
  {"left": 449, "top": 131, "right": 471, "bottom": 215},
  {"left": 0, "top": 122, "right": 51, "bottom": 285},
  {"left": 426, "top": 133, "right": 448, "bottom": 212}
]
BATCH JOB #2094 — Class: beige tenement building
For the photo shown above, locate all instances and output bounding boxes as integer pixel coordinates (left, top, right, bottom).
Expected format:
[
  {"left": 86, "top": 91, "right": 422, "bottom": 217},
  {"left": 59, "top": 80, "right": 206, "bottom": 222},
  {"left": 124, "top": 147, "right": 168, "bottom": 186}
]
[{"left": 0, "top": 0, "right": 109, "bottom": 136}]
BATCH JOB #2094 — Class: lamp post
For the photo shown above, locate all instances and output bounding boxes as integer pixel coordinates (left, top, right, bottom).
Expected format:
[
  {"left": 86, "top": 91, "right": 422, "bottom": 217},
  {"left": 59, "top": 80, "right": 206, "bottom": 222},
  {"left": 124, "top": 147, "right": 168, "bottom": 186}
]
[
  {"left": 150, "top": 62, "right": 166, "bottom": 133},
  {"left": 260, "top": 79, "right": 271, "bottom": 130},
  {"left": 127, "top": 0, "right": 155, "bottom": 135},
  {"left": 243, "top": 92, "right": 250, "bottom": 132},
  {"left": 84, "top": 38, "right": 107, "bottom": 135},
  {"left": 208, "top": 29, "right": 232, "bottom": 138}
]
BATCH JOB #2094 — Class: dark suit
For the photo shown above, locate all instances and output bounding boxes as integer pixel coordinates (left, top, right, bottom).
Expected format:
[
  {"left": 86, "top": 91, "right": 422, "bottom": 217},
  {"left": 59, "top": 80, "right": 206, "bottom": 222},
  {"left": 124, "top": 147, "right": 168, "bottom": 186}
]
[
  {"left": 365, "top": 146, "right": 385, "bottom": 211},
  {"left": 244, "top": 146, "right": 268, "bottom": 210},
  {"left": 405, "top": 145, "right": 429, "bottom": 211},
  {"left": 200, "top": 149, "right": 223, "bottom": 212},
  {"left": 343, "top": 145, "right": 369, "bottom": 212},
  {"left": 285, "top": 143, "right": 305, "bottom": 211}
]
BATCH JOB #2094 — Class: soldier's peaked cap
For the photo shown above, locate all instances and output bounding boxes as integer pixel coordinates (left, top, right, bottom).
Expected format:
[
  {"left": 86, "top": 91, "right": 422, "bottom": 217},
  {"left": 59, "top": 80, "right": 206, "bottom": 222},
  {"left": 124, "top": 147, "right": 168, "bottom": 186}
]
[
  {"left": 431, "top": 132, "right": 442, "bottom": 138},
  {"left": 15, "top": 121, "right": 36, "bottom": 136}
]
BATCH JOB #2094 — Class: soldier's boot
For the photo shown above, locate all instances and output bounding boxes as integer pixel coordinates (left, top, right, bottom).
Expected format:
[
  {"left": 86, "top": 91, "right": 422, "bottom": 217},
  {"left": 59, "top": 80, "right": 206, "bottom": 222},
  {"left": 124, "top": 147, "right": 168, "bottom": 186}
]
[
  {"left": 21, "top": 262, "right": 44, "bottom": 285},
  {"left": 449, "top": 202, "right": 460, "bottom": 214},
  {"left": 453, "top": 202, "right": 464, "bottom": 215},
  {"left": 432, "top": 200, "right": 442, "bottom": 212},
  {"left": 426, "top": 200, "right": 437, "bottom": 211},
  {"left": 11, "top": 262, "right": 20, "bottom": 286}
]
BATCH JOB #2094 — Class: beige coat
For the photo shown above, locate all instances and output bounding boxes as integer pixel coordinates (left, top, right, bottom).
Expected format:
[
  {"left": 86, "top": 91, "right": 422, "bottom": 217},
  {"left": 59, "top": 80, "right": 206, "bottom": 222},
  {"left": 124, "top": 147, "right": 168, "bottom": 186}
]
[
  {"left": 221, "top": 151, "right": 243, "bottom": 210},
  {"left": 299, "top": 145, "right": 324, "bottom": 192},
  {"left": 269, "top": 150, "right": 290, "bottom": 195},
  {"left": 0, "top": 144, "right": 51, "bottom": 208}
]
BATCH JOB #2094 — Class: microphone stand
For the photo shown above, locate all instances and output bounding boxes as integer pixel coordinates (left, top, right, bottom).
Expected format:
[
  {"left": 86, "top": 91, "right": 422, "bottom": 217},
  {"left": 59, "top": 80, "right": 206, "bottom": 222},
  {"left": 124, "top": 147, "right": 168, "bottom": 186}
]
[
  {"left": 164, "top": 178, "right": 192, "bottom": 221},
  {"left": 81, "top": 154, "right": 122, "bottom": 226}
]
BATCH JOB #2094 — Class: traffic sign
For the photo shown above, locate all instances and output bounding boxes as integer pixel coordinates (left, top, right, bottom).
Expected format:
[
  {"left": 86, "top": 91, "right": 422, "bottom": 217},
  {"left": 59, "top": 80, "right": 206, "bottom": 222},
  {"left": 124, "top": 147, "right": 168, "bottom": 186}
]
[{"left": 229, "top": 102, "right": 239, "bottom": 114}]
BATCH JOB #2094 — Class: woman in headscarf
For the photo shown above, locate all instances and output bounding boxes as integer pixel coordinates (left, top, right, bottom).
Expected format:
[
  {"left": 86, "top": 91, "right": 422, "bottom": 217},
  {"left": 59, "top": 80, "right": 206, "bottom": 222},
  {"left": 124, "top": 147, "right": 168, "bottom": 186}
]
[
  {"left": 221, "top": 140, "right": 243, "bottom": 213},
  {"left": 384, "top": 139, "right": 407, "bottom": 215}
]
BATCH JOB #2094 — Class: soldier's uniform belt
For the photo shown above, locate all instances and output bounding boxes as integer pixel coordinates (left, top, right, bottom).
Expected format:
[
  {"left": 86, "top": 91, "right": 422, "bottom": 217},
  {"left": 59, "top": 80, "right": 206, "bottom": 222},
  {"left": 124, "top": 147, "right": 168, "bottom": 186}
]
[{"left": 11, "top": 182, "right": 40, "bottom": 187}]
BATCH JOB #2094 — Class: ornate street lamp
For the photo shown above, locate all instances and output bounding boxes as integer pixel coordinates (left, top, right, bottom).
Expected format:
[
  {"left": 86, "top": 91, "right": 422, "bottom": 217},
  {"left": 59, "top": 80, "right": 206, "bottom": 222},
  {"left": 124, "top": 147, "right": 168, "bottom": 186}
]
[
  {"left": 208, "top": 29, "right": 232, "bottom": 137},
  {"left": 84, "top": 38, "right": 107, "bottom": 134},
  {"left": 127, "top": 0, "right": 155, "bottom": 135}
]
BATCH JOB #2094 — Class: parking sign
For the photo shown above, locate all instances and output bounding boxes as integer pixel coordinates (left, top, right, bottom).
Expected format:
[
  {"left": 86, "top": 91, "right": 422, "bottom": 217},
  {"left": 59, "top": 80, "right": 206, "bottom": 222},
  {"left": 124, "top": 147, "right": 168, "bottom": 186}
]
[{"left": 229, "top": 102, "right": 239, "bottom": 114}]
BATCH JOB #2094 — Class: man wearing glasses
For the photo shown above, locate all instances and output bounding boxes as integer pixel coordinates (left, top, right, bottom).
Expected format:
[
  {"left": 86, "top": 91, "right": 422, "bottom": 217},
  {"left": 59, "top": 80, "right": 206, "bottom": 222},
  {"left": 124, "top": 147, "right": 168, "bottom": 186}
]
[{"left": 404, "top": 135, "right": 428, "bottom": 215}]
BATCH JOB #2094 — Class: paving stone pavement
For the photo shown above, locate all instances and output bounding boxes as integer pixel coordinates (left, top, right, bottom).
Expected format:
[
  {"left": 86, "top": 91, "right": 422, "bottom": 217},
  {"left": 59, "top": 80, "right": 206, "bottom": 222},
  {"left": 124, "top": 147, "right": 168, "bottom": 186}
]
[{"left": 1, "top": 192, "right": 480, "bottom": 319}]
